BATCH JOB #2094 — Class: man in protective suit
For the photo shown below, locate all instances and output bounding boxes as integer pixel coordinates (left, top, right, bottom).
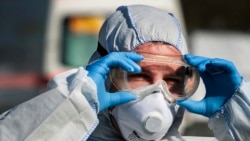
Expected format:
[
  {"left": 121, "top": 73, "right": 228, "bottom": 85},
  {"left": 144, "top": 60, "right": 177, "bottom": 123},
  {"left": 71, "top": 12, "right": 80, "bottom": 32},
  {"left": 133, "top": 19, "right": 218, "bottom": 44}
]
[{"left": 1, "top": 4, "right": 249, "bottom": 141}]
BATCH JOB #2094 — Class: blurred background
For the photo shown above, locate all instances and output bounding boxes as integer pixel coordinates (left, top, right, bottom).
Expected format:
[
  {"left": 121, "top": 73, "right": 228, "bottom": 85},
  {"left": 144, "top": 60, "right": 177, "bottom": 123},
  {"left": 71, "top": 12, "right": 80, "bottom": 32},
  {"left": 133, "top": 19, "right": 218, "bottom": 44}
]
[{"left": 0, "top": 0, "right": 249, "bottom": 137}]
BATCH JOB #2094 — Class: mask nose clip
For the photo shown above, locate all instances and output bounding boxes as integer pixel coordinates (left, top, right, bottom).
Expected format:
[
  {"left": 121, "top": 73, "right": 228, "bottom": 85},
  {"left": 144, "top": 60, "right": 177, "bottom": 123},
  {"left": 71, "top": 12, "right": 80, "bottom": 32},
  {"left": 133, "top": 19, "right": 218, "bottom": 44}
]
[{"left": 130, "top": 80, "right": 175, "bottom": 103}]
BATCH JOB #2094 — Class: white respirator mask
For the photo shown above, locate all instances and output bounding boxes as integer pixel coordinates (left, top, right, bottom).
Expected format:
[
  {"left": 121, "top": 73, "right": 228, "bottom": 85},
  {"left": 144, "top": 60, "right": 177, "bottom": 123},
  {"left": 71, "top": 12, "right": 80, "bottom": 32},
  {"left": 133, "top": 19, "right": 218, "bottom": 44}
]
[{"left": 110, "top": 81, "right": 176, "bottom": 141}]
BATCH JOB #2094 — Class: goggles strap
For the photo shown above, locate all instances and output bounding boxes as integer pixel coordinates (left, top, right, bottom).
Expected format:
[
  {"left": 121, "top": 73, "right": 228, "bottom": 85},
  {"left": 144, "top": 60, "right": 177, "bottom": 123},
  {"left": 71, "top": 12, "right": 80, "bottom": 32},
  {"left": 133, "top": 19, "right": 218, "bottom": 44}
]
[{"left": 97, "top": 42, "right": 108, "bottom": 57}]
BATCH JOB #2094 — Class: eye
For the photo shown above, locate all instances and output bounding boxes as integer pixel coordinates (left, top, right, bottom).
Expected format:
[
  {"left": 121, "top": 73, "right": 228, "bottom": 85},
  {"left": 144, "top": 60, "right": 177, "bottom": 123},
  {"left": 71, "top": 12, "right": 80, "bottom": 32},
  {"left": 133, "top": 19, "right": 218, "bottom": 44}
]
[
  {"left": 126, "top": 72, "right": 152, "bottom": 88},
  {"left": 127, "top": 73, "right": 151, "bottom": 82},
  {"left": 164, "top": 76, "right": 184, "bottom": 89},
  {"left": 164, "top": 76, "right": 183, "bottom": 83},
  {"left": 164, "top": 75, "right": 185, "bottom": 96}
]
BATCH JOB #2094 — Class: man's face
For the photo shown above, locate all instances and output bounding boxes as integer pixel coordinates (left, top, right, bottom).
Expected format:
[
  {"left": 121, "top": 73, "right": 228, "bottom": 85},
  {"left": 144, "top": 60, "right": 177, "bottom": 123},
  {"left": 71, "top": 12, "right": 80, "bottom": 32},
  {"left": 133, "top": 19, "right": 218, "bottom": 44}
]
[
  {"left": 131, "top": 42, "right": 185, "bottom": 99},
  {"left": 108, "top": 42, "right": 185, "bottom": 138},
  {"left": 110, "top": 41, "right": 199, "bottom": 100}
]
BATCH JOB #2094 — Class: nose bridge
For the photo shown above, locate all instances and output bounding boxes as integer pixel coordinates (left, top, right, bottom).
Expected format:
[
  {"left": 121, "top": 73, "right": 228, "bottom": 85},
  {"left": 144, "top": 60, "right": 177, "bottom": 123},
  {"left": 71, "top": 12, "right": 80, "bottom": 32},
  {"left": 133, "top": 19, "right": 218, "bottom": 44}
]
[{"left": 151, "top": 72, "right": 164, "bottom": 84}]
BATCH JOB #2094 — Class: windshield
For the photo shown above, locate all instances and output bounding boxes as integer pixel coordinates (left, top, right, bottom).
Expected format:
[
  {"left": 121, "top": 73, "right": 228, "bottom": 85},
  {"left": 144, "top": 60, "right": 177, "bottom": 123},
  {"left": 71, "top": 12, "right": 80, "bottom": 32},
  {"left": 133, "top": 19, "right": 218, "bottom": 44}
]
[{"left": 61, "top": 16, "right": 104, "bottom": 67}]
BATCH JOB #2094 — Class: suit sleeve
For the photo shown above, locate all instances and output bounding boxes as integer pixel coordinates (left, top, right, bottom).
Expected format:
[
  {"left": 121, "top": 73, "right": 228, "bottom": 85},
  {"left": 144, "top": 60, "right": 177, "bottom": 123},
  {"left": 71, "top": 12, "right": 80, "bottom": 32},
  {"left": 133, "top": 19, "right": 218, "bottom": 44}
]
[
  {"left": 208, "top": 80, "right": 250, "bottom": 141},
  {"left": 0, "top": 67, "right": 99, "bottom": 141}
]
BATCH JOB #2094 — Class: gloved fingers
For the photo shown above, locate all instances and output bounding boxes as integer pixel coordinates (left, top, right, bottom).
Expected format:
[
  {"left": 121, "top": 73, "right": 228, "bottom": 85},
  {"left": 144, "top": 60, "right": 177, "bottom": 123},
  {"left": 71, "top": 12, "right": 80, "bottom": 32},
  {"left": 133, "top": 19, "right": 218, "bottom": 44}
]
[
  {"left": 101, "top": 52, "right": 142, "bottom": 72},
  {"left": 108, "top": 52, "right": 143, "bottom": 72},
  {"left": 87, "top": 52, "right": 143, "bottom": 78},
  {"left": 185, "top": 54, "right": 240, "bottom": 74},
  {"left": 184, "top": 54, "right": 210, "bottom": 72},
  {"left": 177, "top": 99, "right": 207, "bottom": 116},
  {"left": 107, "top": 91, "right": 137, "bottom": 108},
  {"left": 206, "top": 58, "right": 239, "bottom": 75},
  {"left": 207, "top": 59, "right": 242, "bottom": 91},
  {"left": 116, "top": 58, "right": 142, "bottom": 72}
]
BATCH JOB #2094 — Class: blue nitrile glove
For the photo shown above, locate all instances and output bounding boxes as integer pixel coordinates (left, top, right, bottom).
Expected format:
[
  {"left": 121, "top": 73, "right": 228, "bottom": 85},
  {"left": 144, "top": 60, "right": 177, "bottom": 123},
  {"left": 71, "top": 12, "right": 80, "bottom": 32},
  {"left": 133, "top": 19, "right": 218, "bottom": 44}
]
[
  {"left": 86, "top": 52, "right": 143, "bottom": 112},
  {"left": 177, "top": 54, "right": 242, "bottom": 117}
]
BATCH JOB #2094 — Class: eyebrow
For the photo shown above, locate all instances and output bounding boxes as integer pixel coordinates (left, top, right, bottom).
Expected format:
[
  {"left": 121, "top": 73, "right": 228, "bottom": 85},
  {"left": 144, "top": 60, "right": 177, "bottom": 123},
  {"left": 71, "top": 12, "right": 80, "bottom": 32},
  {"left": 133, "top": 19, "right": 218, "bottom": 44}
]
[{"left": 139, "top": 65, "right": 179, "bottom": 75}]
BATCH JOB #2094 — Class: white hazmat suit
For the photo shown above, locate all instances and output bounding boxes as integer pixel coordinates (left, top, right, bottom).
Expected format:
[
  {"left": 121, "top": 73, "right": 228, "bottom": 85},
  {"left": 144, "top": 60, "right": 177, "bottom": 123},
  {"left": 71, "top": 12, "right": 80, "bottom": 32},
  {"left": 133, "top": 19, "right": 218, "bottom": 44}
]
[{"left": 1, "top": 4, "right": 250, "bottom": 141}]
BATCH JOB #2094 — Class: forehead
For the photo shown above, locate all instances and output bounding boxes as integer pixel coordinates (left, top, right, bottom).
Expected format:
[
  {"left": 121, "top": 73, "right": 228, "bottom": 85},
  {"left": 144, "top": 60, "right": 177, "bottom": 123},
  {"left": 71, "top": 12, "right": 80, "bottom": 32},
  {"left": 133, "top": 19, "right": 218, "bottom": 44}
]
[
  {"left": 134, "top": 42, "right": 181, "bottom": 56},
  {"left": 134, "top": 42, "right": 185, "bottom": 69}
]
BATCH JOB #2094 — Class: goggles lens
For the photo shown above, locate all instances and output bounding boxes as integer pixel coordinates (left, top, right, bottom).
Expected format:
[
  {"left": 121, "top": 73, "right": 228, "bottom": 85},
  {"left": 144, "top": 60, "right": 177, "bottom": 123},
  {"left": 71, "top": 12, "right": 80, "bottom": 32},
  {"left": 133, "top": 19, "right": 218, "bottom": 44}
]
[{"left": 109, "top": 54, "right": 200, "bottom": 102}]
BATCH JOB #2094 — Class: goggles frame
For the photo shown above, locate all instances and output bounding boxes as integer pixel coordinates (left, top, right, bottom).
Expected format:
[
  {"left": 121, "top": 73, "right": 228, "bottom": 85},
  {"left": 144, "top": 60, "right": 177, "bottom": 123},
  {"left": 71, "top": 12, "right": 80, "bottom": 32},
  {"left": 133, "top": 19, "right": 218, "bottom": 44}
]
[{"left": 109, "top": 54, "right": 200, "bottom": 102}]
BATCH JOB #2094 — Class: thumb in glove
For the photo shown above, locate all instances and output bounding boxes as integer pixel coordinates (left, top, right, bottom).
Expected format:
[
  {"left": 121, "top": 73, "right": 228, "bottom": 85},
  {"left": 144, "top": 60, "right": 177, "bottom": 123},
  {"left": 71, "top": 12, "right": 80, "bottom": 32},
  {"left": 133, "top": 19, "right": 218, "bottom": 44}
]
[
  {"left": 177, "top": 54, "right": 242, "bottom": 117},
  {"left": 86, "top": 52, "right": 143, "bottom": 112}
]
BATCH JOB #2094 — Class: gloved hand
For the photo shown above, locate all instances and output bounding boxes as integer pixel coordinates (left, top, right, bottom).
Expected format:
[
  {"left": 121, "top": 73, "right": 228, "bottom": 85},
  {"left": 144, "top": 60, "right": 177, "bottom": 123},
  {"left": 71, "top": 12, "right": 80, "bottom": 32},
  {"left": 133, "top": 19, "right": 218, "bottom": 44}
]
[
  {"left": 177, "top": 54, "right": 242, "bottom": 117},
  {"left": 86, "top": 52, "right": 143, "bottom": 112}
]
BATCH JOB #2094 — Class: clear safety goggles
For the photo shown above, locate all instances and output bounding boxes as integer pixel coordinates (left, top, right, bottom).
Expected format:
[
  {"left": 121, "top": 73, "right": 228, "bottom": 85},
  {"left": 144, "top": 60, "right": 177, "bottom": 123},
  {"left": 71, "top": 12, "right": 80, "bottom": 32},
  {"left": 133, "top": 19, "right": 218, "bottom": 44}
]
[{"left": 109, "top": 53, "right": 200, "bottom": 103}]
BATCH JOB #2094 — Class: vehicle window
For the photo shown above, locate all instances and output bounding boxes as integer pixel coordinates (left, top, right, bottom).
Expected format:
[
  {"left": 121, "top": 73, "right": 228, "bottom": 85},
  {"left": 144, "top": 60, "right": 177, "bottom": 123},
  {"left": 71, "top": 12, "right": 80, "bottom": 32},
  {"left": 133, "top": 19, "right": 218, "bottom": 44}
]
[{"left": 61, "top": 16, "right": 104, "bottom": 67}]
